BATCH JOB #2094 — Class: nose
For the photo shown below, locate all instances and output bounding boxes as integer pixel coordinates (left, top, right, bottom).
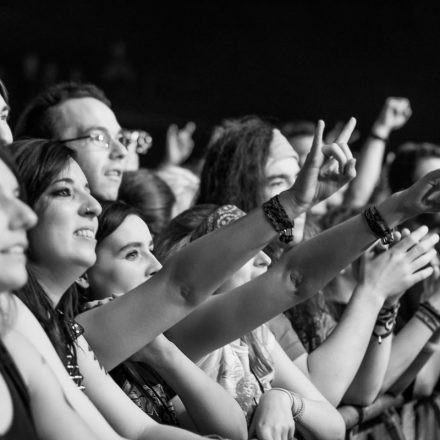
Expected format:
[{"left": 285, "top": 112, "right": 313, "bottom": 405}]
[
  {"left": 80, "top": 192, "right": 102, "bottom": 218},
  {"left": 10, "top": 198, "right": 38, "bottom": 231},
  {"left": 0, "top": 123, "right": 13, "bottom": 147},
  {"left": 253, "top": 251, "right": 271, "bottom": 271},
  {"left": 145, "top": 253, "right": 162, "bottom": 278},
  {"left": 110, "top": 137, "right": 128, "bottom": 160}
]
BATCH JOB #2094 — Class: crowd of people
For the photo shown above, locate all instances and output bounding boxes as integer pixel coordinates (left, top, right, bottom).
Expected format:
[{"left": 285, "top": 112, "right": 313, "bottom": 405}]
[{"left": 1, "top": 76, "right": 440, "bottom": 440}]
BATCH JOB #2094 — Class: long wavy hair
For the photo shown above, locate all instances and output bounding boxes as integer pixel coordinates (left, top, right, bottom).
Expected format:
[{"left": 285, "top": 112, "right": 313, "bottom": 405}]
[
  {"left": 197, "top": 116, "right": 274, "bottom": 212},
  {"left": 10, "top": 139, "right": 81, "bottom": 365}
]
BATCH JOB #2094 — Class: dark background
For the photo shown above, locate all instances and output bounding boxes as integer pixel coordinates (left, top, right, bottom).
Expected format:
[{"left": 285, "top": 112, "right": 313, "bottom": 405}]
[{"left": 1, "top": 1, "right": 440, "bottom": 164}]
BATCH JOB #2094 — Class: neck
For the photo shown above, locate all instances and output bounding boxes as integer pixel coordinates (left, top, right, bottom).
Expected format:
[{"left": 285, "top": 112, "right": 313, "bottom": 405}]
[{"left": 30, "top": 263, "right": 78, "bottom": 308}]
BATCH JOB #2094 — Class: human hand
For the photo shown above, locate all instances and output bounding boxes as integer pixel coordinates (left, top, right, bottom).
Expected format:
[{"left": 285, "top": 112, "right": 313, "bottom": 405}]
[
  {"left": 165, "top": 121, "right": 196, "bottom": 166},
  {"left": 282, "top": 118, "right": 357, "bottom": 214},
  {"left": 372, "top": 97, "right": 412, "bottom": 139},
  {"left": 81, "top": 295, "right": 115, "bottom": 311},
  {"left": 357, "top": 226, "right": 438, "bottom": 303},
  {"left": 248, "top": 389, "right": 295, "bottom": 440},
  {"left": 397, "top": 169, "right": 440, "bottom": 217}
]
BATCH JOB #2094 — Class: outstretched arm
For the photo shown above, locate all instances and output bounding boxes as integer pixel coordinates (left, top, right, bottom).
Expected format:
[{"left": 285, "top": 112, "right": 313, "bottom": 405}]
[
  {"left": 345, "top": 97, "right": 411, "bottom": 207},
  {"left": 77, "top": 119, "right": 358, "bottom": 370},
  {"left": 167, "top": 163, "right": 440, "bottom": 359}
]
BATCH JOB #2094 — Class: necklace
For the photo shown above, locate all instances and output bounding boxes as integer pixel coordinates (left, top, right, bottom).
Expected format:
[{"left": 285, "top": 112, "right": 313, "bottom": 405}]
[{"left": 58, "top": 310, "right": 85, "bottom": 390}]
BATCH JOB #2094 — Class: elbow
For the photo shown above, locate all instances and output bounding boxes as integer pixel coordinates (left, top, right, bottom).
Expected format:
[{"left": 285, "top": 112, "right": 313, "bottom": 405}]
[{"left": 343, "top": 389, "right": 380, "bottom": 408}]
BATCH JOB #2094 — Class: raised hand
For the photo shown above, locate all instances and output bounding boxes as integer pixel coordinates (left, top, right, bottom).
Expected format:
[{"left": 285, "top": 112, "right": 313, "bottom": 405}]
[
  {"left": 357, "top": 226, "right": 438, "bottom": 304},
  {"left": 372, "top": 97, "right": 412, "bottom": 139},
  {"left": 165, "top": 121, "right": 197, "bottom": 166},
  {"left": 283, "top": 117, "right": 357, "bottom": 212},
  {"left": 398, "top": 169, "right": 440, "bottom": 216}
]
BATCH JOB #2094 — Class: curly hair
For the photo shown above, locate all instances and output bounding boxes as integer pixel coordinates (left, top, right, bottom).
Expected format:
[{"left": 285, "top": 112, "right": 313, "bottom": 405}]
[{"left": 197, "top": 116, "right": 274, "bottom": 212}]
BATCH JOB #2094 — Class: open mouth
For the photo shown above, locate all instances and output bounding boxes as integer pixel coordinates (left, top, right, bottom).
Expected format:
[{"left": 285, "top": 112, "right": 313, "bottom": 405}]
[
  {"left": 74, "top": 228, "right": 96, "bottom": 239},
  {"left": 105, "top": 169, "right": 122, "bottom": 179}
]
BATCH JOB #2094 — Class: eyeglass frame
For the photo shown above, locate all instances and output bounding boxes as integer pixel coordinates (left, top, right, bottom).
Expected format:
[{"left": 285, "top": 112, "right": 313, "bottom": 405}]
[{"left": 58, "top": 127, "right": 153, "bottom": 155}]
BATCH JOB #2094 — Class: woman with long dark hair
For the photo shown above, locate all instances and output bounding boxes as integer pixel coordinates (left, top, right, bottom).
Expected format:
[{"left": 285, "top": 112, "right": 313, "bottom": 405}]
[{"left": 0, "top": 148, "right": 127, "bottom": 440}]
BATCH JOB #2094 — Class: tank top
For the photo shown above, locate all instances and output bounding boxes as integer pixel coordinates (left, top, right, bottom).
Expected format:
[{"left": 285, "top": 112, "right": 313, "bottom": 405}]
[{"left": 0, "top": 339, "right": 38, "bottom": 440}]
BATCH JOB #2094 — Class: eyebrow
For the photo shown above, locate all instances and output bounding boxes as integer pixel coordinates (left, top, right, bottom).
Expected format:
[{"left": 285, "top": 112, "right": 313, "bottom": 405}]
[
  {"left": 1, "top": 104, "right": 10, "bottom": 113},
  {"left": 266, "top": 174, "right": 291, "bottom": 181},
  {"left": 118, "top": 242, "right": 145, "bottom": 253},
  {"left": 52, "top": 178, "right": 74, "bottom": 185}
]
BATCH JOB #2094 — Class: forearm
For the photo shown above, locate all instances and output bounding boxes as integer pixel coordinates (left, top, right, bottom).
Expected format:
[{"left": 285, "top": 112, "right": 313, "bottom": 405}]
[
  {"left": 413, "top": 338, "right": 440, "bottom": 398},
  {"left": 284, "top": 192, "right": 407, "bottom": 300},
  {"left": 345, "top": 137, "right": 387, "bottom": 208},
  {"left": 294, "top": 398, "right": 345, "bottom": 440},
  {"left": 302, "top": 285, "right": 383, "bottom": 406},
  {"left": 146, "top": 347, "right": 247, "bottom": 440},
  {"left": 342, "top": 332, "right": 392, "bottom": 406},
  {"left": 381, "top": 317, "right": 435, "bottom": 392}
]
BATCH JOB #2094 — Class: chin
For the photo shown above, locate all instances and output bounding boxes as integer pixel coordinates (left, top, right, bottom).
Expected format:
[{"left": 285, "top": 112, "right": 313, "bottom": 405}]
[{"left": 0, "top": 271, "right": 28, "bottom": 291}]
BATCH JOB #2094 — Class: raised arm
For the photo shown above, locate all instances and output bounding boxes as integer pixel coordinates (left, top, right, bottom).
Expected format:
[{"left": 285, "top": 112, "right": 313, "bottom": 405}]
[
  {"left": 167, "top": 167, "right": 440, "bottom": 361},
  {"left": 345, "top": 97, "right": 411, "bottom": 207},
  {"left": 77, "top": 119, "right": 358, "bottom": 370}
]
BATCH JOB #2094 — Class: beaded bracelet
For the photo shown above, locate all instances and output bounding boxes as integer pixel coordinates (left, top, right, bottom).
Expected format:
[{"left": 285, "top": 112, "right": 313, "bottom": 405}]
[
  {"left": 364, "top": 206, "right": 395, "bottom": 245},
  {"left": 262, "top": 195, "right": 295, "bottom": 244},
  {"left": 373, "top": 302, "right": 400, "bottom": 344}
]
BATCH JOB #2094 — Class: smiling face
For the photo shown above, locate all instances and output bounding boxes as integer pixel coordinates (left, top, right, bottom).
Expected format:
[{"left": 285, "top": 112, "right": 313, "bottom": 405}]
[
  {"left": 0, "top": 94, "right": 12, "bottom": 147},
  {"left": 263, "top": 129, "right": 301, "bottom": 201},
  {"left": 52, "top": 97, "right": 127, "bottom": 201},
  {"left": 0, "top": 159, "right": 37, "bottom": 291},
  {"left": 88, "top": 215, "right": 162, "bottom": 299},
  {"left": 28, "top": 159, "right": 101, "bottom": 275}
]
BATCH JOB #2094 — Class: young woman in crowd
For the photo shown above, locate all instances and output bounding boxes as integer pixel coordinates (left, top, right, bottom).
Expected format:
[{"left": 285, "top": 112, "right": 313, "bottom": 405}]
[{"left": 0, "top": 148, "right": 135, "bottom": 440}]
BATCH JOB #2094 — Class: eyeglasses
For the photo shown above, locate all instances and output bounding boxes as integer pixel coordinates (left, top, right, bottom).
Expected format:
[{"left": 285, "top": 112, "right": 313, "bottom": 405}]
[
  {"left": 120, "top": 129, "right": 153, "bottom": 155},
  {"left": 59, "top": 128, "right": 153, "bottom": 155}
]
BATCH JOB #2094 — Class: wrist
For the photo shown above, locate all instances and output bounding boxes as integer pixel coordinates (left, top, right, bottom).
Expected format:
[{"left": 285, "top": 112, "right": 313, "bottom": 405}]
[
  {"left": 376, "top": 192, "right": 410, "bottom": 229},
  {"left": 278, "top": 190, "right": 306, "bottom": 219},
  {"left": 371, "top": 123, "right": 391, "bottom": 140}
]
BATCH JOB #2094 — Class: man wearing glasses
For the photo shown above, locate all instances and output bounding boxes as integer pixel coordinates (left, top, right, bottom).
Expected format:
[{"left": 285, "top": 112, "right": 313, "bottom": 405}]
[{"left": 14, "top": 82, "right": 151, "bottom": 201}]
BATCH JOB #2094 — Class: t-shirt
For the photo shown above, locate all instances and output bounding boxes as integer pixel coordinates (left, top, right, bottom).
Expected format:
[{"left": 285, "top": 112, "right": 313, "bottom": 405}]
[{"left": 197, "top": 324, "right": 276, "bottom": 424}]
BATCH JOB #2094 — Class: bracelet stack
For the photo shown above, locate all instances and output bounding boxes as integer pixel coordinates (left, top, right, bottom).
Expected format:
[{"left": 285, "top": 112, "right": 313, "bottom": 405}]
[
  {"left": 363, "top": 206, "right": 395, "bottom": 245},
  {"left": 262, "top": 195, "right": 295, "bottom": 244},
  {"left": 373, "top": 302, "right": 400, "bottom": 344},
  {"left": 415, "top": 302, "right": 440, "bottom": 333},
  {"left": 269, "top": 388, "right": 305, "bottom": 423},
  {"left": 291, "top": 392, "right": 305, "bottom": 423}
]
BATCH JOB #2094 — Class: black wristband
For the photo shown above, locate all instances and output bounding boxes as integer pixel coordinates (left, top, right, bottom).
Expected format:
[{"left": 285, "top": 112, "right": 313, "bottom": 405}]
[{"left": 369, "top": 131, "right": 389, "bottom": 142}]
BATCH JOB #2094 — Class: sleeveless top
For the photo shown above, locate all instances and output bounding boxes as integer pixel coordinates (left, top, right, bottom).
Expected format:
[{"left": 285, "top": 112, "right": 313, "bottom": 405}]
[{"left": 0, "top": 339, "right": 38, "bottom": 440}]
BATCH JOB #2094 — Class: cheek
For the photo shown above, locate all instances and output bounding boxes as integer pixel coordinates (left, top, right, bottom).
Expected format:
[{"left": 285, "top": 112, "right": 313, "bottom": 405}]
[{"left": 74, "top": 151, "right": 104, "bottom": 182}]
